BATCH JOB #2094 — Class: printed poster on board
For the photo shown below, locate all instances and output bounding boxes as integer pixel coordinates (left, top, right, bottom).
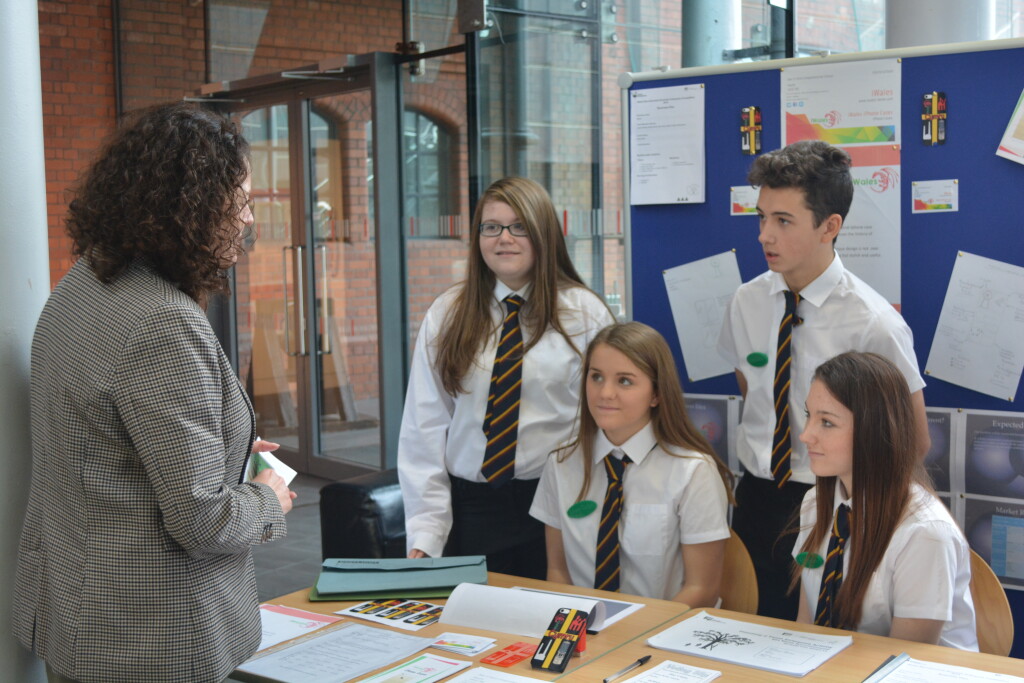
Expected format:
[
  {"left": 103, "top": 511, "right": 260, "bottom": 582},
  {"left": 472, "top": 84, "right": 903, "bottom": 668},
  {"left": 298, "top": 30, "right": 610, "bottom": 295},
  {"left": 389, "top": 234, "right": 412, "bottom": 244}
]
[{"left": 781, "top": 59, "right": 902, "bottom": 305}]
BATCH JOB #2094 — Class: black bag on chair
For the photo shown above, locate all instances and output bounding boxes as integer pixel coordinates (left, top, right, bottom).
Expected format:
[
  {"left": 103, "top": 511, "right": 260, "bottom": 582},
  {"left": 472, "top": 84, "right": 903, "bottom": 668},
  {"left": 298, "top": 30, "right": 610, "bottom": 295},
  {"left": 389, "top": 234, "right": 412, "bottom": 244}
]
[{"left": 319, "top": 468, "right": 406, "bottom": 559}]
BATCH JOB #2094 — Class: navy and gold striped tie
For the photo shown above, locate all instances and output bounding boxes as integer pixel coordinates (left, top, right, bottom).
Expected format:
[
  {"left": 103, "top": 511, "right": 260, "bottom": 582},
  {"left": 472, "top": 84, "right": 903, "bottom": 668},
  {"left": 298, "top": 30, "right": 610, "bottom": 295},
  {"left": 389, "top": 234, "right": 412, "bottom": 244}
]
[
  {"left": 481, "top": 294, "right": 525, "bottom": 487},
  {"left": 814, "top": 503, "right": 851, "bottom": 628},
  {"left": 771, "top": 290, "right": 802, "bottom": 487},
  {"left": 594, "top": 451, "right": 631, "bottom": 592}
]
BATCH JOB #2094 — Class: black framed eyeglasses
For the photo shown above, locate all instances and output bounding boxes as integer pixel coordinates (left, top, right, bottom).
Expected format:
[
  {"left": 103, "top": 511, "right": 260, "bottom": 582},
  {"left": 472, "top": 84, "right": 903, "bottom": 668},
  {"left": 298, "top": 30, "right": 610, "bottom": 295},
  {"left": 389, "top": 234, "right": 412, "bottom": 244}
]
[{"left": 478, "top": 222, "right": 528, "bottom": 237}]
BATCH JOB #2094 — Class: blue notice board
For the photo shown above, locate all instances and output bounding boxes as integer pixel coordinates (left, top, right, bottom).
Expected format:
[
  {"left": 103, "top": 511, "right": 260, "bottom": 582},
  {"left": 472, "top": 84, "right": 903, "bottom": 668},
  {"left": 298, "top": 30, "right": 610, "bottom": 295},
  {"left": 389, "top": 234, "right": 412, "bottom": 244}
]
[{"left": 622, "top": 39, "right": 1024, "bottom": 656}]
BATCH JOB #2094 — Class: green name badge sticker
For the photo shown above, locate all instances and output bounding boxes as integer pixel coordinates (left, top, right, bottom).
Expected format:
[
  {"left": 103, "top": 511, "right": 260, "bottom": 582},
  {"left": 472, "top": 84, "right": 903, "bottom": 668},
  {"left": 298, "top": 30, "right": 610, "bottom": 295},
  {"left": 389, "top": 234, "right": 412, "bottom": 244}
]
[
  {"left": 796, "top": 552, "right": 824, "bottom": 569},
  {"left": 747, "top": 352, "right": 769, "bottom": 367},
  {"left": 567, "top": 500, "right": 598, "bottom": 518}
]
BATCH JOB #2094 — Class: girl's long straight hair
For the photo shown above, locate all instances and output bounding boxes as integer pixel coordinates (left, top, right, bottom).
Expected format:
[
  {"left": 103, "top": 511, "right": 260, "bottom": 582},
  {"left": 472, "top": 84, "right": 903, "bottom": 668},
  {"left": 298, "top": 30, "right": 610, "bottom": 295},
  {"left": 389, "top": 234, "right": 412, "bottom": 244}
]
[
  {"left": 791, "top": 351, "right": 930, "bottom": 629},
  {"left": 434, "top": 177, "right": 593, "bottom": 395},
  {"left": 555, "top": 322, "right": 735, "bottom": 503}
]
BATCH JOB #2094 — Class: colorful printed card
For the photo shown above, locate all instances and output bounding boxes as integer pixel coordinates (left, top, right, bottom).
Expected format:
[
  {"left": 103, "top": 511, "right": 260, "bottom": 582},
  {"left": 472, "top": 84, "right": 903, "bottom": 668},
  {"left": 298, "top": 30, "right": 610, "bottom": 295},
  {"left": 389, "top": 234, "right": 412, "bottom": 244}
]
[
  {"left": 480, "top": 642, "right": 538, "bottom": 668},
  {"left": 431, "top": 632, "right": 497, "bottom": 656},
  {"left": 361, "top": 653, "right": 471, "bottom": 682},
  {"left": 911, "top": 179, "right": 958, "bottom": 213},
  {"left": 336, "top": 599, "right": 444, "bottom": 631}
]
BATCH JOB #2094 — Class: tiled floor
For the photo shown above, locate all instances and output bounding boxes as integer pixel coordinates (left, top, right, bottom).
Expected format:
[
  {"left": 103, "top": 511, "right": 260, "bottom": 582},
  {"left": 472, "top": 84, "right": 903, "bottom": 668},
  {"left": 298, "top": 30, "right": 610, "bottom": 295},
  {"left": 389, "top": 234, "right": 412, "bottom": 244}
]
[{"left": 252, "top": 473, "right": 335, "bottom": 602}]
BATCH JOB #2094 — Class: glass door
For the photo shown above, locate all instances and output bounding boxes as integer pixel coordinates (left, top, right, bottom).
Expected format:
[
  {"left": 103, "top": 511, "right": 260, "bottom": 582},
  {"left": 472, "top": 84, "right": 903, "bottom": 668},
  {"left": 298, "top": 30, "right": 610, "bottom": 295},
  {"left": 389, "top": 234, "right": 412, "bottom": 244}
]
[
  {"left": 237, "top": 104, "right": 303, "bottom": 455},
  {"left": 307, "top": 91, "right": 383, "bottom": 470},
  {"left": 221, "top": 54, "right": 405, "bottom": 478}
]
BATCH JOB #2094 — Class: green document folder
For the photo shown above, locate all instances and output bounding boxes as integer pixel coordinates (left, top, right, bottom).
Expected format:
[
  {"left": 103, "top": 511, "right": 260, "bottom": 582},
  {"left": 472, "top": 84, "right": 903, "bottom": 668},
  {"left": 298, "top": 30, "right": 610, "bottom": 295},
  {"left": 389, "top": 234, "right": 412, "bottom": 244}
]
[{"left": 311, "top": 555, "right": 487, "bottom": 601}]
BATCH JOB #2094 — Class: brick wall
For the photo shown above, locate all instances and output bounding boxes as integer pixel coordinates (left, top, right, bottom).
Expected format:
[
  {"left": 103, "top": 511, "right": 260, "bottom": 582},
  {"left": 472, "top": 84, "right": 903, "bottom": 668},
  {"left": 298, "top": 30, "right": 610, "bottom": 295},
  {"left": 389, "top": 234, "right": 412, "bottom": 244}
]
[{"left": 38, "top": 0, "right": 117, "bottom": 287}]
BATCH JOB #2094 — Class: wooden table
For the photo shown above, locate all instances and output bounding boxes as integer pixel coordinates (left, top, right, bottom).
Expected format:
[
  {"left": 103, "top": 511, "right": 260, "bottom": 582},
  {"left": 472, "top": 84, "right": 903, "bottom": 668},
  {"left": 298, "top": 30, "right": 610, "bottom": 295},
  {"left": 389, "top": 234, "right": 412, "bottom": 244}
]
[
  {"left": 559, "top": 607, "right": 1024, "bottom": 681},
  {"left": 262, "top": 572, "right": 690, "bottom": 680}
]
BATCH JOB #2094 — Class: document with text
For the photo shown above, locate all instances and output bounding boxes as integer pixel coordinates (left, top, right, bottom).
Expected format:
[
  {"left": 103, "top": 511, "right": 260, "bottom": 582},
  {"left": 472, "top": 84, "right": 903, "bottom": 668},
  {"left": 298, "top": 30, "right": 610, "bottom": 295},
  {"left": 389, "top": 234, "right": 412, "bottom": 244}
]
[
  {"left": 862, "top": 653, "right": 1024, "bottom": 682},
  {"left": 647, "top": 611, "right": 852, "bottom": 677},
  {"left": 235, "top": 622, "right": 431, "bottom": 683}
]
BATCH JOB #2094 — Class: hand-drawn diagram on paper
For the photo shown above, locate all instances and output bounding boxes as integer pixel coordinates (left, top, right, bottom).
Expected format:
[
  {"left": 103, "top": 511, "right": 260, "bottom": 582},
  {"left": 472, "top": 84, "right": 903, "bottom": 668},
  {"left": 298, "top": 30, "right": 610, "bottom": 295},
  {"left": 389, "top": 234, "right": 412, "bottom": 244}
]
[{"left": 925, "top": 252, "right": 1024, "bottom": 401}]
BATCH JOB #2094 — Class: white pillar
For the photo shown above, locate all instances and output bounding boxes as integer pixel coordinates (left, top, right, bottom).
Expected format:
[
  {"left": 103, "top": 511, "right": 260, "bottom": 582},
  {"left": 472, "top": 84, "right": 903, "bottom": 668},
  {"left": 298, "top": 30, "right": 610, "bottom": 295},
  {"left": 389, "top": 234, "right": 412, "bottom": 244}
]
[
  {"left": 886, "top": 0, "right": 995, "bottom": 48},
  {"left": 0, "top": 1, "right": 51, "bottom": 681},
  {"left": 682, "top": 0, "right": 742, "bottom": 67}
]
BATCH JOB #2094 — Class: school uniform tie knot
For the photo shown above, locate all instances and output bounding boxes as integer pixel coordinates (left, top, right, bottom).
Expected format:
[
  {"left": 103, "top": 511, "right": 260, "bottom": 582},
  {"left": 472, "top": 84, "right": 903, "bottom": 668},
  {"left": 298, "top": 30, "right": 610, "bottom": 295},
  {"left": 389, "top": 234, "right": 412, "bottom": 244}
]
[
  {"left": 503, "top": 293, "right": 524, "bottom": 313},
  {"left": 814, "top": 503, "right": 852, "bottom": 628},
  {"left": 605, "top": 449, "right": 629, "bottom": 482},
  {"left": 481, "top": 294, "right": 525, "bottom": 487},
  {"left": 783, "top": 289, "right": 804, "bottom": 326},
  {"left": 771, "top": 289, "right": 802, "bottom": 487},
  {"left": 594, "top": 450, "right": 631, "bottom": 592}
]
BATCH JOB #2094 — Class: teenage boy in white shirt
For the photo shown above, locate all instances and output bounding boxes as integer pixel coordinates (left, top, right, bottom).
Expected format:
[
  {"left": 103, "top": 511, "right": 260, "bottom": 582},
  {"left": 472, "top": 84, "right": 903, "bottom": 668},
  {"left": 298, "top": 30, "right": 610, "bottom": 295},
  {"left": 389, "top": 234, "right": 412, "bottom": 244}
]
[{"left": 718, "top": 140, "right": 930, "bottom": 620}]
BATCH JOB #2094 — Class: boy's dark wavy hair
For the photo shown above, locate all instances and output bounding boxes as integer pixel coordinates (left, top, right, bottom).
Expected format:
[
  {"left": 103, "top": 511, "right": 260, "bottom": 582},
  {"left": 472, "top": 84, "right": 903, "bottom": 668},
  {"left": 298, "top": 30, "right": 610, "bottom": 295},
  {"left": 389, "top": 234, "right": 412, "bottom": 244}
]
[
  {"left": 66, "top": 102, "right": 250, "bottom": 305},
  {"left": 748, "top": 140, "right": 854, "bottom": 228}
]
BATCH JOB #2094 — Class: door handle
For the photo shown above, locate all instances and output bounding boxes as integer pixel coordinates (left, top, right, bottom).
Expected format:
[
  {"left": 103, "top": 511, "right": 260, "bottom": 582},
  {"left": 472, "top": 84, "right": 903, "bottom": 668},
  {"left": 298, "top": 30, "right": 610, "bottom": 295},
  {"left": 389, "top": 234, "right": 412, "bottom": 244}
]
[
  {"left": 318, "top": 244, "right": 331, "bottom": 355},
  {"left": 282, "top": 245, "right": 308, "bottom": 357}
]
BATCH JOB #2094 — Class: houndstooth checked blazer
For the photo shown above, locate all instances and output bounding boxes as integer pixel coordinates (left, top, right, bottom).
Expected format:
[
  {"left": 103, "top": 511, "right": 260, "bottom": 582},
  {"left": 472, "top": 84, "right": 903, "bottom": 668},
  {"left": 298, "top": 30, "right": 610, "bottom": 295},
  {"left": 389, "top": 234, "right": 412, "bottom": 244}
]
[{"left": 13, "top": 258, "right": 287, "bottom": 683}]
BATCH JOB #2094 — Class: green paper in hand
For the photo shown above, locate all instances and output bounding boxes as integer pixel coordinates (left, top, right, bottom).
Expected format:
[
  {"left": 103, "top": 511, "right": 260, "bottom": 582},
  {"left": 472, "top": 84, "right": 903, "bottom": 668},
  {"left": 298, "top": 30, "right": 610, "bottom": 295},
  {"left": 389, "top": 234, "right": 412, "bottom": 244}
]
[{"left": 253, "top": 452, "right": 272, "bottom": 474}]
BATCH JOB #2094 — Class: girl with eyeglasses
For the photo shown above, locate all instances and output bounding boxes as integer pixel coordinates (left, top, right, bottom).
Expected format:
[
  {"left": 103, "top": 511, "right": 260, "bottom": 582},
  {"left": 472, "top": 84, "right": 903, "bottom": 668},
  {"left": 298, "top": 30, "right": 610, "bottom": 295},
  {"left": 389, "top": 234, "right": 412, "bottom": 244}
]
[{"left": 398, "top": 177, "right": 614, "bottom": 578}]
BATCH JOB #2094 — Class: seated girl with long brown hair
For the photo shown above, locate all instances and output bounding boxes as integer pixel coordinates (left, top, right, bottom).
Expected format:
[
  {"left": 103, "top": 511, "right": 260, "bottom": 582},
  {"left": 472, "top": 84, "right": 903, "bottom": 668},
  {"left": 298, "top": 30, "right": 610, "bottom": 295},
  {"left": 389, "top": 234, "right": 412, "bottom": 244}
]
[
  {"left": 792, "top": 351, "right": 977, "bottom": 649},
  {"left": 531, "top": 322, "right": 734, "bottom": 604}
]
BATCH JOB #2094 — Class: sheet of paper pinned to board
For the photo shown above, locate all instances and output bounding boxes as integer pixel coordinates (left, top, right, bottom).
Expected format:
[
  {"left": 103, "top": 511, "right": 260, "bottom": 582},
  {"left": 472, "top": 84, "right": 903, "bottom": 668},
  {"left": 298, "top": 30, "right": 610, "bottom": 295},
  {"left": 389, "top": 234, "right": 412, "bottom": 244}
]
[
  {"left": 662, "top": 251, "right": 742, "bottom": 383},
  {"left": 996, "top": 87, "right": 1024, "bottom": 165},
  {"left": 911, "top": 179, "right": 958, "bottom": 213},
  {"left": 629, "top": 83, "right": 705, "bottom": 205},
  {"left": 729, "top": 185, "right": 759, "bottom": 216},
  {"left": 925, "top": 251, "right": 1024, "bottom": 401}
]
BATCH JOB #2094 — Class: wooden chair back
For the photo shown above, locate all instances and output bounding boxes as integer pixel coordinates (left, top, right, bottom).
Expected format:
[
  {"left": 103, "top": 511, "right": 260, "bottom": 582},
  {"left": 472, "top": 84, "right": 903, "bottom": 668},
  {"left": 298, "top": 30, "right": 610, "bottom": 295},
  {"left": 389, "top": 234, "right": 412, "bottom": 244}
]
[
  {"left": 969, "top": 550, "right": 1014, "bottom": 656},
  {"left": 720, "top": 531, "right": 759, "bottom": 614}
]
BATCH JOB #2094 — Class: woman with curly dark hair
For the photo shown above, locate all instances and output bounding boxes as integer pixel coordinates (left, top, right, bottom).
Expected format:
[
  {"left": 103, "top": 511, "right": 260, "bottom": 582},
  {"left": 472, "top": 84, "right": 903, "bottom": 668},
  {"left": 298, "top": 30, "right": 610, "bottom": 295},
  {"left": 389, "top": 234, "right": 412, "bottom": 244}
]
[{"left": 13, "top": 102, "right": 296, "bottom": 683}]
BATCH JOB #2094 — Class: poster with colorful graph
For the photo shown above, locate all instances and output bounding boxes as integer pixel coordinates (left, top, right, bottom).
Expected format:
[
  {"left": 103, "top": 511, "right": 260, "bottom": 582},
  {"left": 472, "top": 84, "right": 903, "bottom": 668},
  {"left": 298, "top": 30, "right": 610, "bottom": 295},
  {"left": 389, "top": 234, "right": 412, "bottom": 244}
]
[
  {"left": 781, "top": 58, "right": 903, "bottom": 304},
  {"left": 781, "top": 58, "right": 900, "bottom": 147}
]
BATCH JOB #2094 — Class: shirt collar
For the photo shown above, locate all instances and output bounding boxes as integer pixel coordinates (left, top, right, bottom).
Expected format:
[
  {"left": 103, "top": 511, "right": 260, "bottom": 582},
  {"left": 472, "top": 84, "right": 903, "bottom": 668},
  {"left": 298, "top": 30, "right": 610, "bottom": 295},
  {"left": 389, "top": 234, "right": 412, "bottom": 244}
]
[
  {"left": 493, "top": 280, "right": 531, "bottom": 303},
  {"left": 593, "top": 421, "right": 657, "bottom": 466},
  {"left": 768, "top": 253, "right": 844, "bottom": 308},
  {"left": 832, "top": 478, "right": 853, "bottom": 511}
]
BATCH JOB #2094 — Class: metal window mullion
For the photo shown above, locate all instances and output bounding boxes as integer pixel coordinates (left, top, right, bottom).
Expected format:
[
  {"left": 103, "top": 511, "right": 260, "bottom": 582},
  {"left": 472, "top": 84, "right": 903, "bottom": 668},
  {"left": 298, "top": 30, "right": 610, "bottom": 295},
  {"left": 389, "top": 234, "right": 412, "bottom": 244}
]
[
  {"left": 370, "top": 52, "right": 407, "bottom": 470},
  {"left": 289, "top": 99, "right": 319, "bottom": 462}
]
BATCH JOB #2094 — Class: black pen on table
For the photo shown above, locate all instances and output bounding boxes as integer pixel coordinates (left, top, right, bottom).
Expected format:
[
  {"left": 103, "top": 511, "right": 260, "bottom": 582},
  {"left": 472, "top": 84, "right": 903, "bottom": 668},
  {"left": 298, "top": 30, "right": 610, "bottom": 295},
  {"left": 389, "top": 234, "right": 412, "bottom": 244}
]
[{"left": 603, "top": 654, "right": 651, "bottom": 683}]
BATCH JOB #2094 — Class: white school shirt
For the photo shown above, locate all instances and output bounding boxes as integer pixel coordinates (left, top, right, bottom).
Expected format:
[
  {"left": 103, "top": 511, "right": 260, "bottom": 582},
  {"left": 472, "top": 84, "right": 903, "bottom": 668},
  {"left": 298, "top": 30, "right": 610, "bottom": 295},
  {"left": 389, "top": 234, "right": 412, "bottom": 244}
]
[
  {"left": 398, "top": 281, "right": 614, "bottom": 558},
  {"left": 794, "top": 482, "right": 978, "bottom": 651},
  {"left": 718, "top": 255, "right": 925, "bottom": 484},
  {"left": 530, "top": 423, "right": 730, "bottom": 600}
]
